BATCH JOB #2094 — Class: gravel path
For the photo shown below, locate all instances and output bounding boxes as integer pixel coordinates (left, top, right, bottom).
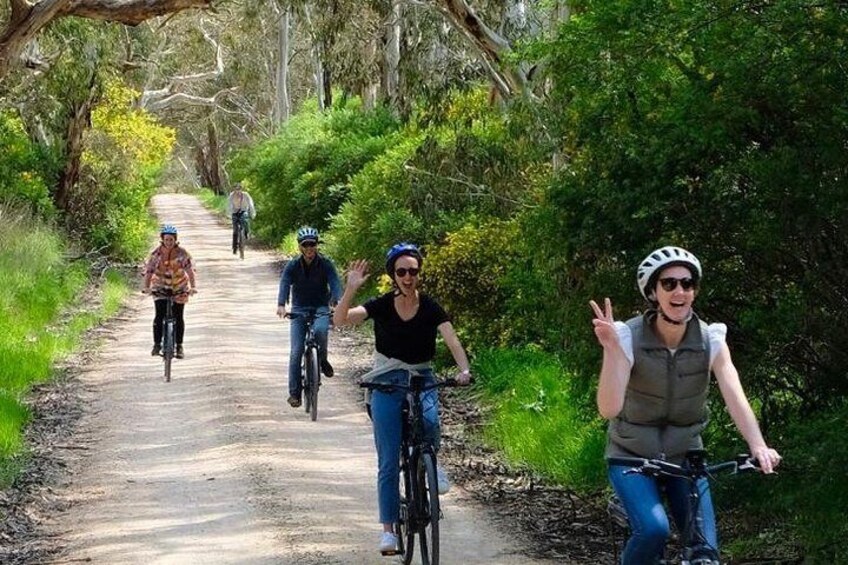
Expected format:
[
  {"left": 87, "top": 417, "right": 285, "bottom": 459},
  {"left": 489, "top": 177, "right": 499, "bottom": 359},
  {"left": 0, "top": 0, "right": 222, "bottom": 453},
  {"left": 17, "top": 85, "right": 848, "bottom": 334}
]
[{"left": 27, "top": 194, "right": 549, "bottom": 565}]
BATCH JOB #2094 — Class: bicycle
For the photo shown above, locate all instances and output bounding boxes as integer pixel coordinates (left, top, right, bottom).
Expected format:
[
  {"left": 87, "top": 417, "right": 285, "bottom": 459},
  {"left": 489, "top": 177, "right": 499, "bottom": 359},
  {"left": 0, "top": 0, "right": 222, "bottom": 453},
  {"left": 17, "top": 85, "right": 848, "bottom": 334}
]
[
  {"left": 151, "top": 288, "right": 185, "bottom": 383},
  {"left": 285, "top": 311, "right": 329, "bottom": 421},
  {"left": 232, "top": 209, "right": 249, "bottom": 259},
  {"left": 360, "top": 372, "right": 459, "bottom": 565},
  {"left": 606, "top": 449, "right": 761, "bottom": 565}
]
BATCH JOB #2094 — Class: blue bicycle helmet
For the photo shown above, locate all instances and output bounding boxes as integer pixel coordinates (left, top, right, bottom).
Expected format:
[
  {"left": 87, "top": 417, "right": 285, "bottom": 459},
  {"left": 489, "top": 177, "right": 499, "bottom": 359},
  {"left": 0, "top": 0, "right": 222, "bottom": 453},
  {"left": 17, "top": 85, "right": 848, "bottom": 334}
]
[
  {"left": 160, "top": 224, "right": 178, "bottom": 236},
  {"left": 296, "top": 226, "right": 319, "bottom": 243},
  {"left": 385, "top": 242, "right": 423, "bottom": 275}
]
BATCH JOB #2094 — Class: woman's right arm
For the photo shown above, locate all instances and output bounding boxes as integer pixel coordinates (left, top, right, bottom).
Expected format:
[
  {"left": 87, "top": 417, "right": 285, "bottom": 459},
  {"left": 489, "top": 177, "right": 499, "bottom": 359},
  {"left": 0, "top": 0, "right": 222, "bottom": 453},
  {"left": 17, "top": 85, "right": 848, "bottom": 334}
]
[
  {"left": 590, "top": 298, "right": 631, "bottom": 419},
  {"left": 333, "top": 259, "right": 370, "bottom": 326}
]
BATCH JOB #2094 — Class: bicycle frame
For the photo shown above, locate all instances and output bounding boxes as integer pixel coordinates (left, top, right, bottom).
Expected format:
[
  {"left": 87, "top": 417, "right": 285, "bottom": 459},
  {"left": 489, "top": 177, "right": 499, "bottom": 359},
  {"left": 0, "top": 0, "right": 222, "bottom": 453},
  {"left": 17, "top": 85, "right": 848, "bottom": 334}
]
[
  {"left": 233, "top": 210, "right": 248, "bottom": 259},
  {"left": 607, "top": 450, "right": 759, "bottom": 565},
  {"left": 286, "top": 311, "right": 329, "bottom": 421},
  {"left": 361, "top": 373, "right": 458, "bottom": 565},
  {"left": 152, "top": 289, "right": 183, "bottom": 382}
]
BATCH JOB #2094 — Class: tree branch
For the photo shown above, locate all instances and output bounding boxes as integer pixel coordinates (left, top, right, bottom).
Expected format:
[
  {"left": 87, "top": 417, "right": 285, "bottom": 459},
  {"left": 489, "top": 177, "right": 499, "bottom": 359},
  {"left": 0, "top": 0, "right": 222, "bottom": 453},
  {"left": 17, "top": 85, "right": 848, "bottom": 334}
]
[
  {"left": 62, "top": 0, "right": 213, "bottom": 25},
  {"left": 143, "top": 86, "right": 237, "bottom": 111}
]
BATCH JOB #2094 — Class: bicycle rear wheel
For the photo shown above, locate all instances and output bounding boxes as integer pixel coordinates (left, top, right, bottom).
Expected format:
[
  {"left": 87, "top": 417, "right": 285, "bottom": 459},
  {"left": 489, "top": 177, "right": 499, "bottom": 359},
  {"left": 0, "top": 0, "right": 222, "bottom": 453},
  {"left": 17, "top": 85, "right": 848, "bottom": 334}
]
[
  {"left": 163, "top": 320, "right": 175, "bottom": 382},
  {"left": 417, "top": 451, "right": 440, "bottom": 565},
  {"left": 305, "top": 347, "right": 319, "bottom": 421}
]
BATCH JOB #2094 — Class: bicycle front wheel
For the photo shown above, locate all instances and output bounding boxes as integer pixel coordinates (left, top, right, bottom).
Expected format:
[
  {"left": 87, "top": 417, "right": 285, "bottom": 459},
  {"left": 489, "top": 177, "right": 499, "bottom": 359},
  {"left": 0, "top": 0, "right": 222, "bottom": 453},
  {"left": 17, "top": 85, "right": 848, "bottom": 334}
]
[
  {"left": 238, "top": 225, "right": 245, "bottom": 259},
  {"left": 397, "top": 449, "right": 415, "bottom": 563},
  {"left": 305, "top": 347, "right": 319, "bottom": 421},
  {"left": 417, "top": 451, "right": 440, "bottom": 565},
  {"left": 163, "top": 320, "right": 175, "bottom": 383}
]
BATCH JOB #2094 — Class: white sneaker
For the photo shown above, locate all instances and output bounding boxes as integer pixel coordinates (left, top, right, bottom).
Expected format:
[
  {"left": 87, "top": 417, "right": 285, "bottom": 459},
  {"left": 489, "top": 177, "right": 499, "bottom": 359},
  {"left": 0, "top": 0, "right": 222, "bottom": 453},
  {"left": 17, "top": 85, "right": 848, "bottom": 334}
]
[
  {"left": 379, "top": 531, "right": 399, "bottom": 555},
  {"left": 437, "top": 465, "right": 450, "bottom": 494}
]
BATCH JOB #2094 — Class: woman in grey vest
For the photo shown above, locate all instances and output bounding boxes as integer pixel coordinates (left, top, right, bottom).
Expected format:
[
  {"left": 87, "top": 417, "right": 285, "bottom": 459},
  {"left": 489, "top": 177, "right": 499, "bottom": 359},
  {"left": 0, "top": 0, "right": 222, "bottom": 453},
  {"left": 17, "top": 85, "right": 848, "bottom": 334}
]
[{"left": 590, "top": 246, "right": 781, "bottom": 564}]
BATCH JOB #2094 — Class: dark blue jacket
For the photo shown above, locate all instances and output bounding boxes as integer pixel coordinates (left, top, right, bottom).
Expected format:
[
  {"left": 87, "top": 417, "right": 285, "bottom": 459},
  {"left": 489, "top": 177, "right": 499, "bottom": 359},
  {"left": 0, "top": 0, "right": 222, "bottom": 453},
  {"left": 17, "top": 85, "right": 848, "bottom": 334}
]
[{"left": 277, "top": 254, "right": 342, "bottom": 309}]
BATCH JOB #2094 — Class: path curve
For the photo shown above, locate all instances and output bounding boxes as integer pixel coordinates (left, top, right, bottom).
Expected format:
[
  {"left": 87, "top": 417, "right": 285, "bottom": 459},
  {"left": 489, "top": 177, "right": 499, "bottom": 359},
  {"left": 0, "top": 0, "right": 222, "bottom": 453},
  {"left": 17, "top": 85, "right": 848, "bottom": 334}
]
[{"left": 44, "top": 194, "right": 545, "bottom": 565}]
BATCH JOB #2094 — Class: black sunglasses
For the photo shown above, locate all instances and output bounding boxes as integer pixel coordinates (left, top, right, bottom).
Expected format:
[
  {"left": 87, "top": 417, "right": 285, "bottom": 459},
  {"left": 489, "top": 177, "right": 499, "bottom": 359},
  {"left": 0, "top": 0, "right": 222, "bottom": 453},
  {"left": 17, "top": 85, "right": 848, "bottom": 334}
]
[
  {"left": 395, "top": 267, "right": 420, "bottom": 278},
  {"left": 659, "top": 277, "right": 697, "bottom": 292},
  {"left": 300, "top": 241, "right": 318, "bottom": 248}
]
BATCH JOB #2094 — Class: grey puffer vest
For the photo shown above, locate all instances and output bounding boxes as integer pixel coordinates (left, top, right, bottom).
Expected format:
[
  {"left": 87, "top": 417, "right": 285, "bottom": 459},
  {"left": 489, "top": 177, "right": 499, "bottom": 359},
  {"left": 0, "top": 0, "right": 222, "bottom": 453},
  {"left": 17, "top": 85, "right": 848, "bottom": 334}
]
[{"left": 606, "top": 311, "right": 711, "bottom": 463}]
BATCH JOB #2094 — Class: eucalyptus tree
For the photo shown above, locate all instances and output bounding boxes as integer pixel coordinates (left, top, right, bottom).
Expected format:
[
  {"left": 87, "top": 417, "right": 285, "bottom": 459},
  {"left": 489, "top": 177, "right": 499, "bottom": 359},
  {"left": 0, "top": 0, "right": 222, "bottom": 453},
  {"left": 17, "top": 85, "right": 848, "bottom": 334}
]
[{"left": 0, "top": 0, "right": 215, "bottom": 79}]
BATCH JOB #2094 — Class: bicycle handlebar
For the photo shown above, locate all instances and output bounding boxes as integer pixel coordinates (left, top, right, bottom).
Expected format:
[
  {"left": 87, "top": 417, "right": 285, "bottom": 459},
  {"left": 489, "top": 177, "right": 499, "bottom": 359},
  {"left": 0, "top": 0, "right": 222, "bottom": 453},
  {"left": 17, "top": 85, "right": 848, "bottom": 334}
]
[
  {"left": 359, "top": 376, "right": 460, "bottom": 394},
  {"left": 607, "top": 454, "right": 761, "bottom": 479},
  {"left": 284, "top": 311, "right": 331, "bottom": 321}
]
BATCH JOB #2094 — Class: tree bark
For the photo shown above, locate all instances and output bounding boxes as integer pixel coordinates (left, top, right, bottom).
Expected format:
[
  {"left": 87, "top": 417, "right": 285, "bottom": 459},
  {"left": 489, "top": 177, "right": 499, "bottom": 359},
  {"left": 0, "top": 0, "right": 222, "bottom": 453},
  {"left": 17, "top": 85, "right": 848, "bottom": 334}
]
[
  {"left": 0, "top": 0, "right": 213, "bottom": 78},
  {"left": 273, "top": 4, "right": 292, "bottom": 125},
  {"left": 384, "top": 0, "right": 402, "bottom": 114},
  {"left": 434, "top": 0, "right": 529, "bottom": 99},
  {"left": 55, "top": 75, "right": 98, "bottom": 211},
  {"left": 206, "top": 121, "right": 222, "bottom": 195}
]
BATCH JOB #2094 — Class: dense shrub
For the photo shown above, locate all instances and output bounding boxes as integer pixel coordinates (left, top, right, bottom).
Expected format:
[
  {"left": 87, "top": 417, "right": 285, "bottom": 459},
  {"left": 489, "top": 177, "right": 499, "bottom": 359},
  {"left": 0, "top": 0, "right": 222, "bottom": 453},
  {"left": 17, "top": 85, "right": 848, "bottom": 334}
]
[
  {"left": 69, "top": 79, "right": 175, "bottom": 259},
  {"left": 0, "top": 111, "right": 56, "bottom": 216},
  {"left": 230, "top": 100, "right": 400, "bottom": 245}
]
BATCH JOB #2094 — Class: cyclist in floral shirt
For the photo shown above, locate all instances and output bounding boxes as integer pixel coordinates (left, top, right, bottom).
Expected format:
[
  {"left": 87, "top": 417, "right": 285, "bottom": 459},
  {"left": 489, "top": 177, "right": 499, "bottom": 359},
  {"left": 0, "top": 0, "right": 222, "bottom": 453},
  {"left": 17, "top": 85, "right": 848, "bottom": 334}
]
[{"left": 142, "top": 225, "right": 198, "bottom": 358}]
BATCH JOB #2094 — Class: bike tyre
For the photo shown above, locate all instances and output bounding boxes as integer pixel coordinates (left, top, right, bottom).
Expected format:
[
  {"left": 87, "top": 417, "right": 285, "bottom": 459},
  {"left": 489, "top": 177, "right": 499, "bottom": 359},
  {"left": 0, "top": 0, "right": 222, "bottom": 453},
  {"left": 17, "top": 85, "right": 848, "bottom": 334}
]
[
  {"left": 397, "top": 449, "right": 414, "bottom": 564},
  {"left": 163, "top": 321, "right": 175, "bottom": 383},
  {"left": 417, "top": 451, "right": 440, "bottom": 565},
  {"left": 302, "top": 358, "right": 310, "bottom": 415},
  {"left": 238, "top": 225, "right": 245, "bottom": 259},
  {"left": 306, "top": 347, "right": 319, "bottom": 421}
]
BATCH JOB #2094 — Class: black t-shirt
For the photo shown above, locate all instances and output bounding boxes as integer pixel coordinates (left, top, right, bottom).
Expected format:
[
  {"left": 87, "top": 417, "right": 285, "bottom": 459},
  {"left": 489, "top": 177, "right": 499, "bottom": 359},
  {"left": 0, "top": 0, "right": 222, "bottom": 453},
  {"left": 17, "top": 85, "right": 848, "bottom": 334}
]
[{"left": 363, "top": 292, "right": 451, "bottom": 364}]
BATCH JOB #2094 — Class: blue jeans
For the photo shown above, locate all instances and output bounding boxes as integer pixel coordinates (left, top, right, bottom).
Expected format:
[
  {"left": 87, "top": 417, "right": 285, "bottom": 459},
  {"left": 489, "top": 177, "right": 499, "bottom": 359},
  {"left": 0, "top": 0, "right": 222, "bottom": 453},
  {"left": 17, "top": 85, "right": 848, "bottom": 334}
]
[
  {"left": 609, "top": 464, "right": 717, "bottom": 564},
  {"left": 370, "top": 369, "right": 440, "bottom": 524},
  {"left": 287, "top": 306, "right": 329, "bottom": 398}
]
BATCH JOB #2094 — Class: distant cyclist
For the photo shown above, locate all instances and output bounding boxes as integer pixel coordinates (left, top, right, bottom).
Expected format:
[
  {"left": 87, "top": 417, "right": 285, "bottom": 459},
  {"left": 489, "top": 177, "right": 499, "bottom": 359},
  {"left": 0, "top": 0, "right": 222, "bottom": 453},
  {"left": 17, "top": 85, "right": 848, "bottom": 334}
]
[
  {"left": 276, "top": 226, "right": 342, "bottom": 408},
  {"left": 333, "top": 242, "right": 472, "bottom": 554},
  {"left": 226, "top": 182, "right": 256, "bottom": 255},
  {"left": 142, "top": 225, "right": 198, "bottom": 359},
  {"left": 590, "top": 246, "right": 781, "bottom": 564}
]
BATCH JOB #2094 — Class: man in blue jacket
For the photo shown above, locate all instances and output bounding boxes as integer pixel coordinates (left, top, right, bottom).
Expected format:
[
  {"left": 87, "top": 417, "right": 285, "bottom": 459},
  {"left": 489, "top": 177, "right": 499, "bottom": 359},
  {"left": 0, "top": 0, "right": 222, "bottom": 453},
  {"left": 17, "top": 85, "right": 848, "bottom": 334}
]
[{"left": 276, "top": 226, "right": 342, "bottom": 407}]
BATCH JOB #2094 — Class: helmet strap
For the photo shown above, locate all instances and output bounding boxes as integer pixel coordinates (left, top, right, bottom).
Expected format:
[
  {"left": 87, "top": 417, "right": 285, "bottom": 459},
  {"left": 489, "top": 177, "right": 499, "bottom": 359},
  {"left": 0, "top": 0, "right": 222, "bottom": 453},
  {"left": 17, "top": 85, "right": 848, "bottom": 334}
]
[{"left": 658, "top": 307, "right": 692, "bottom": 326}]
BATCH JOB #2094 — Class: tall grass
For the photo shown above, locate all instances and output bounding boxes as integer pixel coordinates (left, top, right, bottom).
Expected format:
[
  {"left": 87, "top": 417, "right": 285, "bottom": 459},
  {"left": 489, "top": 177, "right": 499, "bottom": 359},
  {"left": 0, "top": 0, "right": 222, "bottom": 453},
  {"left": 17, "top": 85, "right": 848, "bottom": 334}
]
[
  {"left": 472, "top": 347, "right": 607, "bottom": 490},
  {"left": 0, "top": 205, "right": 128, "bottom": 487}
]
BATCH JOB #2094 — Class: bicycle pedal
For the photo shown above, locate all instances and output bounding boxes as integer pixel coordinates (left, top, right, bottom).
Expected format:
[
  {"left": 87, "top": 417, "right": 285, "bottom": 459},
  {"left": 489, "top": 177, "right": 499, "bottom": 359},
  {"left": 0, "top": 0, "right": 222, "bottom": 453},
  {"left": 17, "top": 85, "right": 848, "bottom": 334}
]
[{"left": 380, "top": 549, "right": 401, "bottom": 556}]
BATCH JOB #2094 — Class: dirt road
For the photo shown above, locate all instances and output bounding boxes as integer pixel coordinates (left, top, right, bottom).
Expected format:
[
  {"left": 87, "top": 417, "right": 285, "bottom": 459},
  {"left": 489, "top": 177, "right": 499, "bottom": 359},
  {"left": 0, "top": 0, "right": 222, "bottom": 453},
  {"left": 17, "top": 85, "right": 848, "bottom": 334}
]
[{"left": 43, "top": 194, "right": 545, "bottom": 564}]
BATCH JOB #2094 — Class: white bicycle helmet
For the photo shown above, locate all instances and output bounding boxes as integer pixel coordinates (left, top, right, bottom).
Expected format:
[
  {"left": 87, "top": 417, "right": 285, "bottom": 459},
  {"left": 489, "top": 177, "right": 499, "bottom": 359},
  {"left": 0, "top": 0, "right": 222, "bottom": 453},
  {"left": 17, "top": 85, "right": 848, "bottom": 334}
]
[
  {"left": 637, "top": 246, "right": 702, "bottom": 300},
  {"left": 296, "top": 226, "right": 319, "bottom": 243}
]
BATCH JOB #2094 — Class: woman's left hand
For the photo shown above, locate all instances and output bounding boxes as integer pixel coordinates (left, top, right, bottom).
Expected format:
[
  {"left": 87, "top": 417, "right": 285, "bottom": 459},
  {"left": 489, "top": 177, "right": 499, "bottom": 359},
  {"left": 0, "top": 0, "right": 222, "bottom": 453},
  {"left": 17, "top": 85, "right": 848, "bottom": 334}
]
[{"left": 455, "top": 370, "right": 472, "bottom": 386}]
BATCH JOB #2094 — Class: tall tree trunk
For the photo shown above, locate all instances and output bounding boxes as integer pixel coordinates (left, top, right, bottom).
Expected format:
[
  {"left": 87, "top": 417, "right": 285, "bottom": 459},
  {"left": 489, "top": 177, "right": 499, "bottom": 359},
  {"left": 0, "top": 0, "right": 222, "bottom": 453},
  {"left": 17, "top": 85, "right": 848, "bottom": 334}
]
[
  {"left": 362, "top": 38, "right": 379, "bottom": 110},
  {"left": 206, "top": 121, "right": 222, "bottom": 195},
  {"left": 384, "top": 0, "right": 402, "bottom": 114},
  {"left": 435, "top": 0, "right": 529, "bottom": 100},
  {"left": 193, "top": 121, "right": 222, "bottom": 194},
  {"left": 274, "top": 4, "right": 292, "bottom": 125},
  {"left": 55, "top": 75, "right": 98, "bottom": 211},
  {"left": 303, "top": 3, "right": 326, "bottom": 111},
  {"left": 322, "top": 64, "right": 332, "bottom": 109}
]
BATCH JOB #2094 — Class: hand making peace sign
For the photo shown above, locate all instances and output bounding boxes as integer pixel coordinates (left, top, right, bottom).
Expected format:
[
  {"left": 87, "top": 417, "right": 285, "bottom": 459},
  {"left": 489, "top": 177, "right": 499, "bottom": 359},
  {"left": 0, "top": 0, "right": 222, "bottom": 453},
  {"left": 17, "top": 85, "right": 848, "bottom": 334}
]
[{"left": 589, "top": 297, "right": 620, "bottom": 350}]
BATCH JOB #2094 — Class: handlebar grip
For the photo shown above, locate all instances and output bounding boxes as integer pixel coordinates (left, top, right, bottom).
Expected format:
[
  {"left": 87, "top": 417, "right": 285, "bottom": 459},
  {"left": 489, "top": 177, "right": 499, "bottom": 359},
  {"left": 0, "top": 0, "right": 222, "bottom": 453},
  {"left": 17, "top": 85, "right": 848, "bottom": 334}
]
[{"left": 607, "top": 456, "right": 649, "bottom": 467}]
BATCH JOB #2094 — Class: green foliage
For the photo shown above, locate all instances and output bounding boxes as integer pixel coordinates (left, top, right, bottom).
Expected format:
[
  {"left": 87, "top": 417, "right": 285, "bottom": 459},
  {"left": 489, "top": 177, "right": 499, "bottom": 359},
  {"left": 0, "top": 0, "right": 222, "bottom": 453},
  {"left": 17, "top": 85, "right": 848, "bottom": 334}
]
[
  {"left": 528, "top": 0, "right": 848, "bottom": 407},
  {"left": 473, "top": 347, "right": 607, "bottom": 490},
  {"left": 230, "top": 101, "right": 401, "bottom": 244},
  {"left": 712, "top": 402, "right": 848, "bottom": 562},
  {"left": 330, "top": 89, "right": 550, "bottom": 272},
  {"left": 67, "top": 79, "right": 175, "bottom": 259},
  {"left": 0, "top": 111, "right": 55, "bottom": 216},
  {"left": 0, "top": 207, "right": 129, "bottom": 486}
]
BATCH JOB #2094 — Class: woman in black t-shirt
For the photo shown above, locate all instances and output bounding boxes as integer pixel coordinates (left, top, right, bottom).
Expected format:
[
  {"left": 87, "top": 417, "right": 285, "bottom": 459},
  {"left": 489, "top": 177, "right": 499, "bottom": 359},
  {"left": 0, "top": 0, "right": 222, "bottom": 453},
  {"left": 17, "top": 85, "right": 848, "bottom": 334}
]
[{"left": 334, "top": 242, "right": 472, "bottom": 555}]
